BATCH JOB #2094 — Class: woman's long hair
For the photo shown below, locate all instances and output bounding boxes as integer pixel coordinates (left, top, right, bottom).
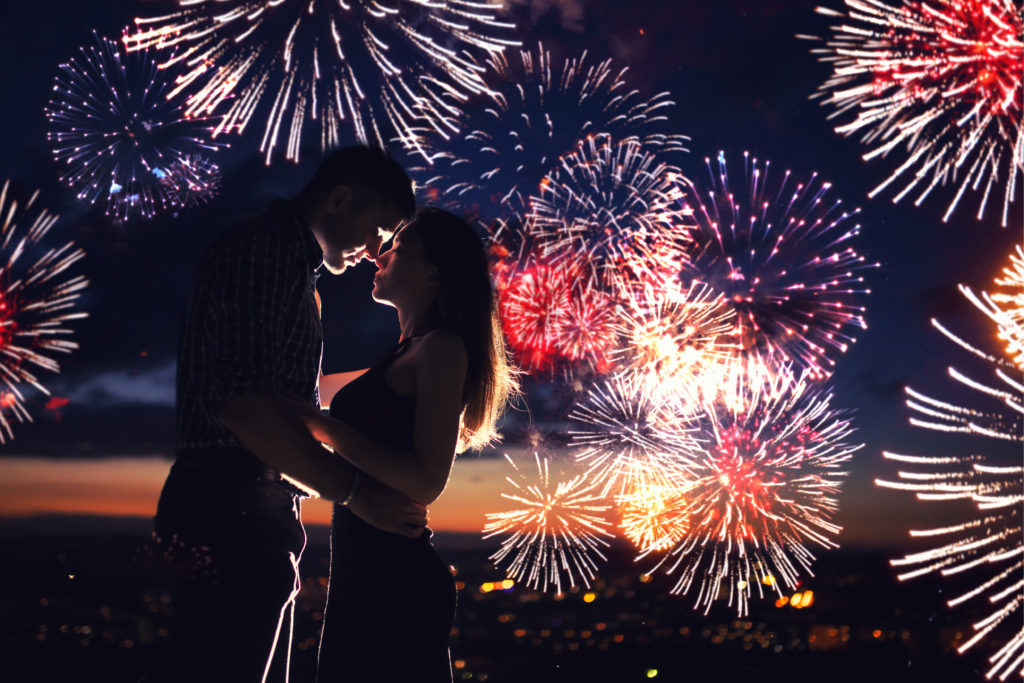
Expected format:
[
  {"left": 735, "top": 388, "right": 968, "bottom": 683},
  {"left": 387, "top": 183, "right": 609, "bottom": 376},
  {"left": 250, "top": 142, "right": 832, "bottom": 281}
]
[{"left": 406, "top": 208, "right": 519, "bottom": 451}]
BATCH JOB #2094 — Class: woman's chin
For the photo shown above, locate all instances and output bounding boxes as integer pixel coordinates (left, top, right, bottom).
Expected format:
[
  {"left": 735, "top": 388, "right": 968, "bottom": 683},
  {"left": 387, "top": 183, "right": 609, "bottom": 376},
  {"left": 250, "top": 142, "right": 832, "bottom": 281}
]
[{"left": 370, "top": 285, "right": 393, "bottom": 306}]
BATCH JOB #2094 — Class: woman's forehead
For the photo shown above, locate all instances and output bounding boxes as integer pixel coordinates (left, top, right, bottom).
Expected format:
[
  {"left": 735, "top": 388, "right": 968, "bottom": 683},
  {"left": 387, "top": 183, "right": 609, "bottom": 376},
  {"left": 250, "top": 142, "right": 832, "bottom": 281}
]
[{"left": 394, "top": 222, "right": 421, "bottom": 247}]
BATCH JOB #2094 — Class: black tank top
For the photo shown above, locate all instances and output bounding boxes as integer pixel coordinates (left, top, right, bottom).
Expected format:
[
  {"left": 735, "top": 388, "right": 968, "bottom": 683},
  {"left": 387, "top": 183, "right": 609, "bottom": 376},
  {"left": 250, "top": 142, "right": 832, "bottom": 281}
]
[
  {"left": 328, "top": 337, "right": 418, "bottom": 452},
  {"left": 328, "top": 335, "right": 430, "bottom": 542},
  {"left": 317, "top": 337, "right": 456, "bottom": 683}
]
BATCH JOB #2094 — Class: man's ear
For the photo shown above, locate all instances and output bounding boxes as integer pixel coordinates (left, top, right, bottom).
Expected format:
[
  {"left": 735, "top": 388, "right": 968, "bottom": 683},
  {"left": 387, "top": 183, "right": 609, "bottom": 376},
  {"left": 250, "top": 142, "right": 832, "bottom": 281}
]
[{"left": 325, "top": 184, "right": 352, "bottom": 214}]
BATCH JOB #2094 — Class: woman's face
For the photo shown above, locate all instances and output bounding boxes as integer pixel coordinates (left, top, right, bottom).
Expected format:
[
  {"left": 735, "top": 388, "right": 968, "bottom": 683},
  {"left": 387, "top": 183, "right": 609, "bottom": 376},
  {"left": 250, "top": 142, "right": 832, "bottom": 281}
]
[{"left": 371, "top": 225, "right": 437, "bottom": 306}]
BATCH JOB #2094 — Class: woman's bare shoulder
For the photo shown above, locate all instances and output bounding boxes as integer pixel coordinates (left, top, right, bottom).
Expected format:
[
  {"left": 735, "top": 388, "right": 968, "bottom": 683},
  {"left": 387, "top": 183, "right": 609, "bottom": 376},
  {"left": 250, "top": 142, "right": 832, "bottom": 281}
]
[{"left": 413, "top": 329, "right": 467, "bottom": 369}]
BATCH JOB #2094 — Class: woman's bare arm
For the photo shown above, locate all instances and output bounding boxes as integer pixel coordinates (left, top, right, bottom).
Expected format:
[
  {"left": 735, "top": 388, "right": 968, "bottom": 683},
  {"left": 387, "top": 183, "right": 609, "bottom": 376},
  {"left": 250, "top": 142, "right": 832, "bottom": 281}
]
[
  {"left": 295, "top": 331, "right": 467, "bottom": 504},
  {"left": 318, "top": 369, "right": 369, "bottom": 407}
]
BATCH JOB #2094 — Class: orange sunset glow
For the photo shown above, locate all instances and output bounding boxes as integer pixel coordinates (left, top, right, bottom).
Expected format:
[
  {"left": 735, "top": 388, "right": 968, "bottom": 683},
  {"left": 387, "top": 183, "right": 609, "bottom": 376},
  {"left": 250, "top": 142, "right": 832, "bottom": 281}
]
[{"left": 0, "top": 455, "right": 512, "bottom": 533}]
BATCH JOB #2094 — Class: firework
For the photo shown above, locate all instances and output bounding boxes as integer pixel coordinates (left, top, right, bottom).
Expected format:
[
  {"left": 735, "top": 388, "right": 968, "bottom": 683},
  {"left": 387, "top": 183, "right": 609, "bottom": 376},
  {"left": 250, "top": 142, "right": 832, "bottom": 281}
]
[
  {"left": 495, "top": 248, "right": 616, "bottom": 375},
  {"left": 530, "top": 133, "right": 694, "bottom": 291},
  {"left": 568, "top": 368, "right": 702, "bottom": 498},
  {"left": 124, "top": 0, "right": 519, "bottom": 165},
  {"left": 45, "top": 32, "right": 223, "bottom": 221},
  {"left": 615, "top": 466, "right": 692, "bottom": 553},
  {"left": 876, "top": 253, "right": 1023, "bottom": 679},
  {"left": 159, "top": 154, "right": 222, "bottom": 209},
  {"left": 677, "top": 151, "right": 877, "bottom": 380},
  {"left": 0, "top": 181, "right": 89, "bottom": 442},
  {"left": 802, "top": 0, "right": 1024, "bottom": 226},
  {"left": 649, "top": 365, "right": 859, "bottom": 616},
  {"left": 612, "top": 278, "right": 738, "bottom": 392},
  {"left": 409, "top": 44, "right": 689, "bottom": 215},
  {"left": 483, "top": 452, "right": 614, "bottom": 593},
  {"left": 972, "top": 243, "right": 1024, "bottom": 365}
]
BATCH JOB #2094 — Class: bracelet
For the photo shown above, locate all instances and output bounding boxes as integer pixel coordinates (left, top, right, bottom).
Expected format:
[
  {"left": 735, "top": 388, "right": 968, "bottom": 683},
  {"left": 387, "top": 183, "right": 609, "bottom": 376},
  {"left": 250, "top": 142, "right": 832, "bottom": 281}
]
[{"left": 340, "top": 471, "right": 360, "bottom": 507}]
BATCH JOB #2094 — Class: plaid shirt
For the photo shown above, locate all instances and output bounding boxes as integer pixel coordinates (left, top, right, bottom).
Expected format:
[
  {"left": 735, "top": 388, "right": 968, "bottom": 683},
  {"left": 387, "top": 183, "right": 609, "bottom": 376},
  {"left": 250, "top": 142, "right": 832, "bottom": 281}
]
[{"left": 176, "top": 199, "right": 323, "bottom": 452}]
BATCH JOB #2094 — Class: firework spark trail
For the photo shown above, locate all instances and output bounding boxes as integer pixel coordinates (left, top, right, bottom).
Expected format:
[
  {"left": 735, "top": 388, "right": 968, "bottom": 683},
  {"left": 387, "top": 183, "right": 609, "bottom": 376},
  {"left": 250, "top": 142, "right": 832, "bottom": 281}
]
[
  {"left": 45, "top": 32, "right": 223, "bottom": 221},
  {"left": 495, "top": 250, "right": 575, "bottom": 373},
  {"left": 123, "top": 0, "right": 519, "bottom": 165},
  {"left": 612, "top": 278, "right": 738, "bottom": 394},
  {"left": 877, "top": 250, "right": 1024, "bottom": 680},
  {"left": 556, "top": 274, "right": 618, "bottom": 371},
  {"left": 970, "top": 244, "right": 1024, "bottom": 365},
  {"left": 495, "top": 247, "right": 617, "bottom": 375},
  {"left": 648, "top": 365, "right": 859, "bottom": 616},
  {"left": 483, "top": 452, "right": 614, "bottom": 593},
  {"left": 529, "top": 133, "right": 694, "bottom": 293},
  {"left": 615, "top": 466, "right": 692, "bottom": 553},
  {"left": 677, "top": 151, "right": 877, "bottom": 380},
  {"left": 408, "top": 43, "right": 690, "bottom": 215},
  {"left": 568, "top": 368, "right": 703, "bottom": 498},
  {"left": 0, "top": 181, "right": 89, "bottom": 442},
  {"left": 801, "top": 0, "right": 1024, "bottom": 226},
  {"left": 159, "top": 154, "right": 222, "bottom": 209}
]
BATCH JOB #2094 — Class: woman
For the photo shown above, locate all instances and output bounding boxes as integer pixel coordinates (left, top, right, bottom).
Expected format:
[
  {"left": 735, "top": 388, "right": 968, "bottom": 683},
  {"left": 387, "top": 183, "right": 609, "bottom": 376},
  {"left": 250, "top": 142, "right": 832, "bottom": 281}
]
[{"left": 291, "top": 208, "right": 517, "bottom": 682}]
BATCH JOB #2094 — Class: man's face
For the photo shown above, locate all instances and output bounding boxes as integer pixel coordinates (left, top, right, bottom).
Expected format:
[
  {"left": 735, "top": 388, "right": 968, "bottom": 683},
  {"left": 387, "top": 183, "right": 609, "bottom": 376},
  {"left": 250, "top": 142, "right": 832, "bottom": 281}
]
[{"left": 320, "top": 190, "right": 405, "bottom": 275}]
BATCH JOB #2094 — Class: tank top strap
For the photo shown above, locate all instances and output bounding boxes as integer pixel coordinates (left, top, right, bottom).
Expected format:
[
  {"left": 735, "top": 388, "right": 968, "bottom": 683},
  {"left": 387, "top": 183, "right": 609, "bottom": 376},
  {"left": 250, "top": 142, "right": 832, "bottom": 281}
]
[{"left": 376, "top": 332, "right": 428, "bottom": 371}]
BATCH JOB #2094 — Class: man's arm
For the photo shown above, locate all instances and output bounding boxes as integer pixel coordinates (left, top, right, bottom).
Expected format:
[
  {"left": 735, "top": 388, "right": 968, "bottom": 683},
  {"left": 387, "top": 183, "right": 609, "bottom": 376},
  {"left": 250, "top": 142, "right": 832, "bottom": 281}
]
[
  {"left": 205, "top": 225, "right": 424, "bottom": 535},
  {"left": 219, "top": 392, "right": 426, "bottom": 537},
  {"left": 219, "top": 391, "right": 352, "bottom": 500}
]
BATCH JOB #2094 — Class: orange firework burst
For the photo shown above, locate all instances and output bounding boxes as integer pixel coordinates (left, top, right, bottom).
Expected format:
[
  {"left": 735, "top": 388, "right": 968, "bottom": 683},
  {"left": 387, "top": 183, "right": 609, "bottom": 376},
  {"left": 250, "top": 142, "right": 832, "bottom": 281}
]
[
  {"left": 983, "top": 244, "right": 1024, "bottom": 364},
  {"left": 483, "top": 453, "right": 614, "bottom": 593},
  {"left": 877, "top": 247, "right": 1023, "bottom": 679},
  {"left": 616, "top": 476, "right": 691, "bottom": 553}
]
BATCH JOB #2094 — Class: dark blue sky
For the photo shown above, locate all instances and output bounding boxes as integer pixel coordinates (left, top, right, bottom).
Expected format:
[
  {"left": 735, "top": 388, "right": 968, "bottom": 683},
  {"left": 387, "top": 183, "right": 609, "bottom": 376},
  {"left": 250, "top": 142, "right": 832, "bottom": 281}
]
[{"left": 0, "top": 0, "right": 1019, "bottom": 545}]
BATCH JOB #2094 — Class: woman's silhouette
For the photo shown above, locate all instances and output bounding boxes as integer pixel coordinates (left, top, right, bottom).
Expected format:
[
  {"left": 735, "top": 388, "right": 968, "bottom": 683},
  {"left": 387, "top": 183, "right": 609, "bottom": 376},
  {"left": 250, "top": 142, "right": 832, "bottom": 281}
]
[{"left": 289, "top": 208, "right": 518, "bottom": 682}]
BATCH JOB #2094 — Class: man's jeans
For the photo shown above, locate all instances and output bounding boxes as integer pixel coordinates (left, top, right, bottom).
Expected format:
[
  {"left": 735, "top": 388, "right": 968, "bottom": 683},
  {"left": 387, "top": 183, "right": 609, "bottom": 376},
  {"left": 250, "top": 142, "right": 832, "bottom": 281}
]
[{"left": 155, "top": 450, "right": 307, "bottom": 683}]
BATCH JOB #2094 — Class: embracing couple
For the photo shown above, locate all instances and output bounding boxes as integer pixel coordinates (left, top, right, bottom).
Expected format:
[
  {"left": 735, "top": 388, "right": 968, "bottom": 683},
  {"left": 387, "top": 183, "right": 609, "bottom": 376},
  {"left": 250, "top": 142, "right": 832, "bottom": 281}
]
[{"left": 155, "top": 146, "right": 517, "bottom": 683}]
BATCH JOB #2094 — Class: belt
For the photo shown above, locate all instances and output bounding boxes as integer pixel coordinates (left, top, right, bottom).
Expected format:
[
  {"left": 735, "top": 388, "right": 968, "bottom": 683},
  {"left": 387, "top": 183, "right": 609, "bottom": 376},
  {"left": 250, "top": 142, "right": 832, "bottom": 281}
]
[{"left": 174, "top": 448, "right": 310, "bottom": 498}]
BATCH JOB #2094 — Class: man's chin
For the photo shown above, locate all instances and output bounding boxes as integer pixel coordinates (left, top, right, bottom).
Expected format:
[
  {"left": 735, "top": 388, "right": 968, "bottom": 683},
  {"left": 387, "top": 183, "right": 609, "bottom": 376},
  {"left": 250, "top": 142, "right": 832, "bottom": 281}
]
[
  {"left": 321, "top": 260, "right": 349, "bottom": 276},
  {"left": 321, "top": 254, "right": 360, "bottom": 275}
]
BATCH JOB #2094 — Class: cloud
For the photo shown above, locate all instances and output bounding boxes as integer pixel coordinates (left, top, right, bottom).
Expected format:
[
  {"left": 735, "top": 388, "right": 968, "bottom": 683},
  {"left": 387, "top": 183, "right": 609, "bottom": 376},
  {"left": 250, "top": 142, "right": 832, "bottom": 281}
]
[
  {"left": 501, "top": 0, "right": 588, "bottom": 31},
  {"left": 50, "top": 360, "right": 176, "bottom": 408},
  {"left": 853, "top": 366, "right": 907, "bottom": 400}
]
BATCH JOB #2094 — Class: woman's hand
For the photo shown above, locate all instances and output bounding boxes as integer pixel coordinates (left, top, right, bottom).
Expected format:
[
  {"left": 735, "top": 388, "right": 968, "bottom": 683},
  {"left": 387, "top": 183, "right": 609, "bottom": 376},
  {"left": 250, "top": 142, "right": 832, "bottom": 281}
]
[{"left": 348, "top": 476, "right": 428, "bottom": 538}]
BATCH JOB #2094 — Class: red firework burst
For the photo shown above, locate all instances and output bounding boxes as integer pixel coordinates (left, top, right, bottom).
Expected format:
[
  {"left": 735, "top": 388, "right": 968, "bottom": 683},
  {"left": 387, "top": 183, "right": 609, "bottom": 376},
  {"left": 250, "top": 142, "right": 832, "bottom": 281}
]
[
  {"left": 0, "top": 181, "right": 89, "bottom": 441},
  {"left": 496, "top": 249, "right": 616, "bottom": 375},
  {"left": 804, "top": 0, "right": 1024, "bottom": 226}
]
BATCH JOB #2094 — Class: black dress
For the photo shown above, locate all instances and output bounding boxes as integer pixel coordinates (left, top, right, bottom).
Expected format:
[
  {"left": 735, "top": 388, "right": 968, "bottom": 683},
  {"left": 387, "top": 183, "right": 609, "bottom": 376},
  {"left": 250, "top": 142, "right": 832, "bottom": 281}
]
[{"left": 316, "top": 338, "right": 456, "bottom": 683}]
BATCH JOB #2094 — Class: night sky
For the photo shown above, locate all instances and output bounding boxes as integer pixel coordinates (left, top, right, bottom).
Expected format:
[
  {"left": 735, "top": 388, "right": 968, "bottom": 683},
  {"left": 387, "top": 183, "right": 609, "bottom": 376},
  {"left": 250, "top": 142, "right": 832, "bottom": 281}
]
[{"left": 0, "top": 0, "right": 1020, "bottom": 550}]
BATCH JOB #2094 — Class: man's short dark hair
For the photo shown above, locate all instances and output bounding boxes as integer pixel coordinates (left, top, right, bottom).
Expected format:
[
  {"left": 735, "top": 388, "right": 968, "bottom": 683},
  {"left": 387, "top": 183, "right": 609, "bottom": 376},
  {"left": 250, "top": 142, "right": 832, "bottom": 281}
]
[{"left": 303, "top": 146, "right": 415, "bottom": 218}]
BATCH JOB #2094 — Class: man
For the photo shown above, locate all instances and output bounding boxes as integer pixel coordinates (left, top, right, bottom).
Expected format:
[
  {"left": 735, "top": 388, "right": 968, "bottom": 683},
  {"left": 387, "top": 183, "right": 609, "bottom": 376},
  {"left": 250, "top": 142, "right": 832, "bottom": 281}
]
[{"left": 155, "top": 146, "right": 425, "bottom": 683}]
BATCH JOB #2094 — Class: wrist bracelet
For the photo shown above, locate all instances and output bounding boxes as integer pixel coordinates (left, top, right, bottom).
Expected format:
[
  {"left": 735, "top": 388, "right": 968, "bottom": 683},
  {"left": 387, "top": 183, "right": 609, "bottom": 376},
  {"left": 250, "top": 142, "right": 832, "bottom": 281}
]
[{"left": 340, "top": 471, "right": 359, "bottom": 507}]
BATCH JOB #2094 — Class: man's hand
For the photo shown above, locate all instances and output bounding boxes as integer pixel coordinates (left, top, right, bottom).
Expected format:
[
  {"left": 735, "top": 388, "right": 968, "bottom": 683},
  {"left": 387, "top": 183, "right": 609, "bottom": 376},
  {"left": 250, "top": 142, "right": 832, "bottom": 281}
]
[
  {"left": 347, "top": 475, "right": 427, "bottom": 538},
  {"left": 275, "top": 390, "right": 323, "bottom": 430}
]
